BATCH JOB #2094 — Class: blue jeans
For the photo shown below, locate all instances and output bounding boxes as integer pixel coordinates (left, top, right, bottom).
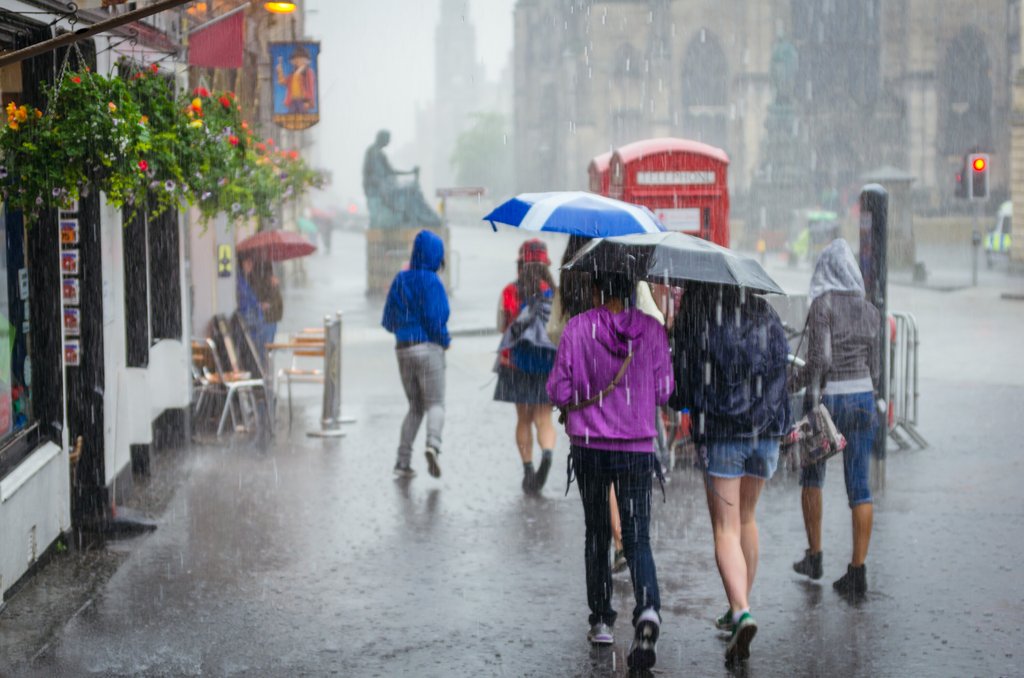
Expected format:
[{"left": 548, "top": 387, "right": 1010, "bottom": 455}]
[
  {"left": 570, "top": 446, "right": 660, "bottom": 628},
  {"left": 800, "top": 391, "right": 877, "bottom": 507}
]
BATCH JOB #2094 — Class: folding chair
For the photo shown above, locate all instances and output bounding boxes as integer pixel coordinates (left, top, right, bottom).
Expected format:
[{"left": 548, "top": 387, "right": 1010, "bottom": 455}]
[
  {"left": 276, "top": 334, "right": 325, "bottom": 428},
  {"left": 204, "top": 326, "right": 269, "bottom": 437}
]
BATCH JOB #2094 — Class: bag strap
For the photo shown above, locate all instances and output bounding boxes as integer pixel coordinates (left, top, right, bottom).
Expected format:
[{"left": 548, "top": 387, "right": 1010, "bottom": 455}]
[{"left": 559, "top": 353, "right": 634, "bottom": 422}]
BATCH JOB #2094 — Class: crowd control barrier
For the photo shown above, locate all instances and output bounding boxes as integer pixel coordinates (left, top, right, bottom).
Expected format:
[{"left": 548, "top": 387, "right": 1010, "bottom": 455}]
[{"left": 887, "top": 311, "right": 927, "bottom": 450}]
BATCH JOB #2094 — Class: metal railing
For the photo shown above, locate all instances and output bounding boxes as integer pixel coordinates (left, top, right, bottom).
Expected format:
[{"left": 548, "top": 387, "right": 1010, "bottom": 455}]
[{"left": 887, "top": 311, "right": 927, "bottom": 450}]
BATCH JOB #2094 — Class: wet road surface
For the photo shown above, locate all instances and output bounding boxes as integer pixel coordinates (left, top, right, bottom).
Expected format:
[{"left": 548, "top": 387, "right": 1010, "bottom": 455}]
[{"left": 4, "top": 224, "right": 1024, "bottom": 677}]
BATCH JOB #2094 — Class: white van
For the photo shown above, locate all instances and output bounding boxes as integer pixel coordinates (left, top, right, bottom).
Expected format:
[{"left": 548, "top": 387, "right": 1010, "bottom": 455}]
[{"left": 985, "top": 201, "right": 1012, "bottom": 268}]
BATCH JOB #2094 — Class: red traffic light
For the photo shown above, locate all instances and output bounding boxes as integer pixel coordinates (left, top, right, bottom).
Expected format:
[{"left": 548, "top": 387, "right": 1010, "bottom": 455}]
[{"left": 972, "top": 157, "right": 987, "bottom": 172}]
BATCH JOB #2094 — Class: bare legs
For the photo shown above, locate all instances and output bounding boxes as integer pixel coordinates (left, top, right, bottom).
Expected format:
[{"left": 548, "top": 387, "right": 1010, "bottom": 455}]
[
  {"left": 514, "top": 404, "right": 534, "bottom": 464},
  {"left": 851, "top": 503, "right": 873, "bottom": 566},
  {"left": 799, "top": 486, "right": 873, "bottom": 566},
  {"left": 514, "top": 403, "right": 555, "bottom": 463},
  {"left": 708, "top": 476, "right": 766, "bottom": 611},
  {"left": 801, "top": 487, "right": 823, "bottom": 554},
  {"left": 610, "top": 487, "right": 623, "bottom": 552}
]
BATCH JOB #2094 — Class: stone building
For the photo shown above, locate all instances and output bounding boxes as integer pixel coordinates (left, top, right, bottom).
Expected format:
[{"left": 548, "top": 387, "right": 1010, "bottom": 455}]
[{"left": 514, "top": 0, "right": 1014, "bottom": 217}]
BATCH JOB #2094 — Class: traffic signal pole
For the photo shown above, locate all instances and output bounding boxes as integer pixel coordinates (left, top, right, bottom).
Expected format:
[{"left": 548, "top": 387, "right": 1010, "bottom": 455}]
[
  {"left": 966, "top": 153, "right": 990, "bottom": 287},
  {"left": 972, "top": 205, "right": 981, "bottom": 287}
]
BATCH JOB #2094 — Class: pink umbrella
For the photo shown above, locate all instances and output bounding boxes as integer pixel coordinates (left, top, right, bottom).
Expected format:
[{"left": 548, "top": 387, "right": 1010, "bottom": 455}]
[{"left": 236, "top": 230, "right": 316, "bottom": 262}]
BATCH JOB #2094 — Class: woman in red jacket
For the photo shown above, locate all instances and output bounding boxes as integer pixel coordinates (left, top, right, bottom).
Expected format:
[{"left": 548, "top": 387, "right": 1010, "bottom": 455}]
[{"left": 494, "top": 240, "right": 557, "bottom": 494}]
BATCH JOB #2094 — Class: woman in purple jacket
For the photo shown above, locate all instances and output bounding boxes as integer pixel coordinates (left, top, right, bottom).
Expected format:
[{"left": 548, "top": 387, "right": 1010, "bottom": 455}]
[{"left": 547, "top": 272, "right": 673, "bottom": 672}]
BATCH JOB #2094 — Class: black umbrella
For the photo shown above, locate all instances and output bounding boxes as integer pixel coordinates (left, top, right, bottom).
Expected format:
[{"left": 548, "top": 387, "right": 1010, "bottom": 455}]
[{"left": 563, "top": 231, "right": 786, "bottom": 295}]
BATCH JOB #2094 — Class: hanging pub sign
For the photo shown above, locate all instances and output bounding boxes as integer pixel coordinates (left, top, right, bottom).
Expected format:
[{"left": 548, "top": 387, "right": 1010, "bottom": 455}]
[{"left": 270, "top": 41, "right": 320, "bottom": 130}]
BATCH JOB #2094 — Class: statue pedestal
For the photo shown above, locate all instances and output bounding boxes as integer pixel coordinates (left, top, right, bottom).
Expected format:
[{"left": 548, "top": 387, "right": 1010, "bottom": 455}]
[{"left": 365, "top": 225, "right": 451, "bottom": 296}]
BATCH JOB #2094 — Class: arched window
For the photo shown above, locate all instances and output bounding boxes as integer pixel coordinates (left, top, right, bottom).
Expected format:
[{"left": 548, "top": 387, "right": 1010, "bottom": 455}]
[
  {"left": 940, "top": 27, "right": 993, "bottom": 155},
  {"left": 680, "top": 29, "right": 729, "bottom": 150},
  {"left": 610, "top": 42, "right": 643, "bottom": 146}
]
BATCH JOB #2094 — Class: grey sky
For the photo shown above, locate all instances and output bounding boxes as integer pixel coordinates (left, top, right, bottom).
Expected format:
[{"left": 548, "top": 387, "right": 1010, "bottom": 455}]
[{"left": 304, "top": 0, "right": 516, "bottom": 203}]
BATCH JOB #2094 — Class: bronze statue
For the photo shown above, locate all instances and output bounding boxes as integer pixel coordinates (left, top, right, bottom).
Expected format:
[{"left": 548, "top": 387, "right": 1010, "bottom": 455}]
[{"left": 362, "top": 130, "right": 441, "bottom": 228}]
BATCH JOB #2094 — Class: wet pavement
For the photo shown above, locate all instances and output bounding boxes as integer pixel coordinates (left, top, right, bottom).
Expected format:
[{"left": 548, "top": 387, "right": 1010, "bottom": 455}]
[{"left": 3, "top": 223, "right": 1024, "bottom": 677}]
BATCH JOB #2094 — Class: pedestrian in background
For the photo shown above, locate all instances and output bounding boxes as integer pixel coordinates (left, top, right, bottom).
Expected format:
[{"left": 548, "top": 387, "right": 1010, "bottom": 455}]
[
  {"left": 494, "top": 239, "right": 558, "bottom": 494},
  {"left": 548, "top": 271, "right": 673, "bottom": 672},
  {"left": 237, "top": 254, "right": 270, "bottom": 367},
  {"left": 670, "top": 282, "right": 790, "bottom": 665},
  {"left": 793, "top": 238, "right": 881, "bottom": 598},
  {"left": 251, "top": 258, "right": 283, "bottom": 348},
  {"left": 382, "top": 230, "right": 450, "bottom": 479}
]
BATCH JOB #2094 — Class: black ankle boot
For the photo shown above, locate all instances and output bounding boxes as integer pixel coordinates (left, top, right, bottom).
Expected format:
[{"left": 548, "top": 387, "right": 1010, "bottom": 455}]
[
  {"left": 793, "top": 549, "right": 823, "bottom": 580},
  {"left": 522, "top": 463, "right": 537, "bottom": 494},
  {"left": 534, "top": 450, "right": 553, "bottom": 491},
  {"left": 833, "top": 563, "right": 867, "bottom": 597}
]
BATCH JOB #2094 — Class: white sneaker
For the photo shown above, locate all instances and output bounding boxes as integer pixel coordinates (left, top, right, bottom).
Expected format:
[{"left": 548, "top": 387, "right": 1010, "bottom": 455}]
[
  {"left": 627, "top": 608, "right": 660, "bottom": 670},
  {"left": 587, "top": 622, "right": 614, "bottom": 645}
]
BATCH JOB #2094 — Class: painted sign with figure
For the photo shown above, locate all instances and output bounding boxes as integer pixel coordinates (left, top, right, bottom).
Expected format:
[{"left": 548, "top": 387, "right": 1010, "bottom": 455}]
[{"left": 270, "top": 41, "right": 320, "bottom": 130}]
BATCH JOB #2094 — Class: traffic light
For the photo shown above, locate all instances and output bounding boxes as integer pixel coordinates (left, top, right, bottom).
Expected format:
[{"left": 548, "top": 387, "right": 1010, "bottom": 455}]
[{"left": 968, "top": 153, "right": 989, "bottom": 200}]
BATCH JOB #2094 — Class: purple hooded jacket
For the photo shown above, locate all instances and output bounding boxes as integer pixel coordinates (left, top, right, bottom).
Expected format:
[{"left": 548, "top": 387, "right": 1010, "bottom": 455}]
[{"left": 547, "top": 306, "right": 673, "bottom": 452}]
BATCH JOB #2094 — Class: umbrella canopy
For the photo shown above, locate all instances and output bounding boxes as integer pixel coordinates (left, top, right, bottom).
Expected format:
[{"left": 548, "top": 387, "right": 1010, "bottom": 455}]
[
  {"left": 296, "top": 216, "right": 318, "bottom": 235},
  {"left": 483, "top": 191, "right": 667, "bottom": 237},
  {"left": 565, "top": 231, "right": 786, "bottom": 295},
  {"left": 236, "top": 230, "right": 316, "bottom": 262}
]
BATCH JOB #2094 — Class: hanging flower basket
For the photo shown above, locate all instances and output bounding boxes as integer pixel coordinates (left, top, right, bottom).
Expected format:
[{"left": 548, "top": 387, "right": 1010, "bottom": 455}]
[{"left": 0, "top": 60, "right": 324, "bottom": 225}]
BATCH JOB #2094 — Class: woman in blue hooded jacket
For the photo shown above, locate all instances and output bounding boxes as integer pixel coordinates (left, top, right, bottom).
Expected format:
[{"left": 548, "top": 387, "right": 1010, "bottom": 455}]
[{"left": 382, "top": 230, "right": 451, "bottom": 479}]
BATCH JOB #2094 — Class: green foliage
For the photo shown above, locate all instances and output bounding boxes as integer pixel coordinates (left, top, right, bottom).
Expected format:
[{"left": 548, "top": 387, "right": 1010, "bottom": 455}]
[
  {"left": 0, "top": 61, "right": 324, "bottom": 225},
  {"left": 449, "top": 112, "right": 515, "bottom": 197}
]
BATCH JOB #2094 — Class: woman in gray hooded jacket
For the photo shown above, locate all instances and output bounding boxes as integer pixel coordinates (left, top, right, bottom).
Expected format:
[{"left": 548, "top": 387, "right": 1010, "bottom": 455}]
[{"left": 792, "top": 238, "right": 881, "bottom": 598}]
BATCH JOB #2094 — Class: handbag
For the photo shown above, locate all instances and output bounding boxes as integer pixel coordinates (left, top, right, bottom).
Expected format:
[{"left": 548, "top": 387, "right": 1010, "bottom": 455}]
[
  {"left": 557, "top": 353, "right": 633, "bottom": 425},
  {"left": 784, "top": 402, "right": 847, "bottom": 467}
]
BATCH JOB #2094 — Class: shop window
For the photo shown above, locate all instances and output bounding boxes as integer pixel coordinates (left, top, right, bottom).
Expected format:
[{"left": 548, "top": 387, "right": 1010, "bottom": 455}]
[{"left": 0, "top": 209, "right": 34, "bottom": 443}]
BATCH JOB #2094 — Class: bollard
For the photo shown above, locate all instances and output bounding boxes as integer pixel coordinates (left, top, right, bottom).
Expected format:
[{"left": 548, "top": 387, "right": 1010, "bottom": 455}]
[
  {"left": 307, "top": 311, "right": 356, "bottom": 438},
  {"left": 859, "top": 184, "right": 888, "bottom": 490}
]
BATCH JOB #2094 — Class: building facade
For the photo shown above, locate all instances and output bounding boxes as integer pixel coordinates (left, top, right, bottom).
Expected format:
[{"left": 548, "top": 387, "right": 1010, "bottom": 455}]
[
  {"left": 0, "top": 0, "right": 190, "bottom": 604},
  {"left": 514, "top": 0, "right": 1014, "bottom": 216}
]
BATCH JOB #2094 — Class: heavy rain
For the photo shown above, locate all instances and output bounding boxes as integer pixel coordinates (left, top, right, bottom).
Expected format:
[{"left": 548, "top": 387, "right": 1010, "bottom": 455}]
[{"left": 0, "top": 0, "right": 1022, "bottom": 676}]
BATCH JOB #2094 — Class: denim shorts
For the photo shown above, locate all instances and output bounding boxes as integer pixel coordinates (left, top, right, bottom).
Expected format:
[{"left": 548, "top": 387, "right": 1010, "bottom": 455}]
[
  {"left": 704, "top": 437, "right": 781, "bottom": 480},
  {"left": 800, "top": 392, "right": 877, "bottom": 507}
]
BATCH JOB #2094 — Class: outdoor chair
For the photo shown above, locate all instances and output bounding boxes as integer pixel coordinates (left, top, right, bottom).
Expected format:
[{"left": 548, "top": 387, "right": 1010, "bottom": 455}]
[
  {"left": 208, "top": 315, "right": 272, "bottom": 438},
  {"left": 274, "top": 333, "right": 325, "bottom": 428},
  {"left": 203, "top": 337, "right": 268, "bottom": 437},
  {"left": 190, "top": 339, "right": 220, "bottom": 433}
]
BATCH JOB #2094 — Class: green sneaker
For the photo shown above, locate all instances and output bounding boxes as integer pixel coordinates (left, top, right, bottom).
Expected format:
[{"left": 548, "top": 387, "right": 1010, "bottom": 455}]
[
  {"left": 714, "top": 608, "right": 734, "bottom": 632},
  {"left": 725, "top": 612, "right": 757, "bottom": 663}
]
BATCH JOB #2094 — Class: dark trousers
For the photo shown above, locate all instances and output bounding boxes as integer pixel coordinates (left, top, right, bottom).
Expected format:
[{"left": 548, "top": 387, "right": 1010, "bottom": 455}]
[{"left": 571, "top": 445, "right": 660, "bottom": 627}]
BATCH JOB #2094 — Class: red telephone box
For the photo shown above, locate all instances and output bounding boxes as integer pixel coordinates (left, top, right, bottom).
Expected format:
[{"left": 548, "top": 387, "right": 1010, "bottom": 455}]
[
  {"left": 587, "top": 151, "right": 612, "bottom": 195},
  {"left": 607, "top": 138, "right": 730, "bottom": 247}
]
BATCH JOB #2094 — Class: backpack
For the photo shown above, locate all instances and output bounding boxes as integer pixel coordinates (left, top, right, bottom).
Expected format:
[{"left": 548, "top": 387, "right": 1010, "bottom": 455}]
[
  {"left": 500, "top": 296, "right": 557, "bottom": 374},
  {"left": 675, "top": 296, "right": 790, "bottom": 437}
]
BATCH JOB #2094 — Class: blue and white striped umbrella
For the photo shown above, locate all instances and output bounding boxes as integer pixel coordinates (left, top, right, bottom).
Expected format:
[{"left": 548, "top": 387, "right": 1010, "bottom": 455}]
[{"left": 483, "top": 191, "right": 667, "bottom": 237}]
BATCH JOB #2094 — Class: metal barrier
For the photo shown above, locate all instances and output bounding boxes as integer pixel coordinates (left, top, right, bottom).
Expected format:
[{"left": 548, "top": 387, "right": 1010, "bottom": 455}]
[
  {"left": 887, "top": 311, "right": 927, "bottom": 450},
  {"left": 307, "top": 311, "right": 356, "bottom": 438}
]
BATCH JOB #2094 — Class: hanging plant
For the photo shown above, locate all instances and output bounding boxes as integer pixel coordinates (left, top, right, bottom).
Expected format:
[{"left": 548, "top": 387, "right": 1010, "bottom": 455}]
[{"left": 0, "top": 61, "right": 324, "bottom": 225}]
